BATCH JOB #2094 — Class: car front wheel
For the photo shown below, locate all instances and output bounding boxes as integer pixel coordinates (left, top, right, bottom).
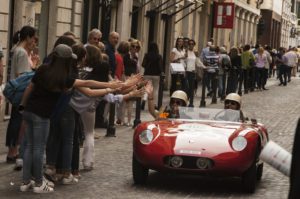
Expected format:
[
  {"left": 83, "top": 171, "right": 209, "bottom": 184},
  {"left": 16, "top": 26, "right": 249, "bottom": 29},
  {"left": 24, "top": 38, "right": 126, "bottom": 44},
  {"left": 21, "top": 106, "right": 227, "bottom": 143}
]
[
  {"left": 242, "top": 162, "right": 257, "bottom": 193},
  {"left": 132, "top": 155, "right": 149, "bottom": 185},
  {"left": 256, "top": 163, "right": 264, "bottom": 181}
]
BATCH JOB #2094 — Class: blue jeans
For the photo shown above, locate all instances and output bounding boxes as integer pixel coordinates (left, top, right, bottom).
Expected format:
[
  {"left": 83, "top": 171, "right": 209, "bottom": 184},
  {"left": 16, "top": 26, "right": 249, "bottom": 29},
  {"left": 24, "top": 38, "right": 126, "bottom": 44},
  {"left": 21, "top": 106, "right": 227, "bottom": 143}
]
[
  {"left": 22, "top": 111, "right": 50, "bottom": 184},
  {"left": 6, "top": 106, "right": 23, "bottom": 147},
  {"left": 218, "top": 74, "right": 226, "bottom": 98},
  {"left": 46, "top": 105, "right": 75, "bottom": 172}
]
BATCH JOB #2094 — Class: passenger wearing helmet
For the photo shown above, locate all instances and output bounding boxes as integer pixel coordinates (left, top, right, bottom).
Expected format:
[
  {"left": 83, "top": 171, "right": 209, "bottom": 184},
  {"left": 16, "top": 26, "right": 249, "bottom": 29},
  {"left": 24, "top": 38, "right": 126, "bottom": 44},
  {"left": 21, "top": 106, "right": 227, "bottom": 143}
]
[
  {"left": 224, "top": 93, "right": 245, "bottom": 121},
  {"left": 145, "top": 82, "right": 187, "bottom": 119}
]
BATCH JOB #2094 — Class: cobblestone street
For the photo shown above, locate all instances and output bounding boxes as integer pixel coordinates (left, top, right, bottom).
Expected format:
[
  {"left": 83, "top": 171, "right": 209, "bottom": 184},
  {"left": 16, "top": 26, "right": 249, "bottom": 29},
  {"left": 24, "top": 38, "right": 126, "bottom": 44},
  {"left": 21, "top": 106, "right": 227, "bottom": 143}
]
[{"left": 0, "top": 76, "right": 299, "bottom": 199}]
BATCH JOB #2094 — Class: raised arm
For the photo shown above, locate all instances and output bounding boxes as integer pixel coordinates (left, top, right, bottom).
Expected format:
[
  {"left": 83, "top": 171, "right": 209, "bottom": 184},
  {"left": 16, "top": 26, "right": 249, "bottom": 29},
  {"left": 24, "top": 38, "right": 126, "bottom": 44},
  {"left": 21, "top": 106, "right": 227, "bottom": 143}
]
[
  {"left": 145, "top": 81, "right": 157, "bottom": 119},
  {"left": 73, "top": 79, "right": 123, "bottom": 89},
  {"left": 76, "top": 86, "right": 119, "bottom": 97}
]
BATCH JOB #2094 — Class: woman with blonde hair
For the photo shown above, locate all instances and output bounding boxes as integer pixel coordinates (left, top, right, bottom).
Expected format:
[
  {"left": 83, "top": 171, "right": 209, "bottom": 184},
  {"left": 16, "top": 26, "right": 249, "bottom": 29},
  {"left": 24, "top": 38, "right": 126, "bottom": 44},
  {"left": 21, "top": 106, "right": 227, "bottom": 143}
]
[
  {"left": 123, "top": 39, "right": 139, "bottom": 126},
  {"left": 254, "top": 47, "right": 268, "bottom": 90}
]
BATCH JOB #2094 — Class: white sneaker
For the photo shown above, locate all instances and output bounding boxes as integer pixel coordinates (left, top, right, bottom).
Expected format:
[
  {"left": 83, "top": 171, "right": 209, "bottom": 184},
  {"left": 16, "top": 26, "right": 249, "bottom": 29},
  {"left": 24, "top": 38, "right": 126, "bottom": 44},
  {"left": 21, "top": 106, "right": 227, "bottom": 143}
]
[
  {"left": 44, "top": 167, "right": 57, "bottom": 182},
  {"left": 20, "top": 180, "right": 35, "bottom": 192},
  {"left": 44, "top": 167, "right": 56, "bottom": 176},
  {"left": 43, "top": 176, "right": 55, "bottom": 188},
  {"left": 14, "top": 158, "right": 23, "bottom": 171},
  {"left": 33, "top": 180, "right": 54, "bottom": 193},
  {"left": 61, "top": 174, "right": 78, "bottom": 185}
]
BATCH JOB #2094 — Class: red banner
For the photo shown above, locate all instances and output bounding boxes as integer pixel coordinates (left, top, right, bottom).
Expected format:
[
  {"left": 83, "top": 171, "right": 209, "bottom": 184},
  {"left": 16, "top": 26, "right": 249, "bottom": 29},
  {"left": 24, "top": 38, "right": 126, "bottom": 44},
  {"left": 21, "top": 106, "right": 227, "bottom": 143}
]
[{"left": 213, "top": 2, "right": 235, "bottom": 29}]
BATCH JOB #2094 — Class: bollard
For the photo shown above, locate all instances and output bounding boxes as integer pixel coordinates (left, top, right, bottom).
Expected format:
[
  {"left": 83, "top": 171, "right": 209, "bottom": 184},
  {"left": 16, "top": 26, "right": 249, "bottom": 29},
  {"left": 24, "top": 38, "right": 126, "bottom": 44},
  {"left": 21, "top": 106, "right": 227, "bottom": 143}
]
[
  {"left": 175, "top": 74, "right": 181, "bottom": 90},
  {"left": 133, "top": 97, "right": 142, "bottom": 128},
  {"left": 188, "top": 72, "right": 195, "bottom": 107},
  {"left": 157, "top": 74, "right": 165, "bottom": 109},
  {"left": 200, "top": 70, "right": 206, "bottom": 107},
  {"left": 106, "top": 103, "right": 116, "bottom": 137}
]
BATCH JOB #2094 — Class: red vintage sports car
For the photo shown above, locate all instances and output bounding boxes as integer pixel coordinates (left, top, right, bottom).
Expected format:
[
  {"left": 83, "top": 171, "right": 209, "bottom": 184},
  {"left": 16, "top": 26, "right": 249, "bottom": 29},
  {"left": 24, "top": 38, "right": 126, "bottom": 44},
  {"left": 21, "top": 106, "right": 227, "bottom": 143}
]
[{"left": 132, "top": 107, "right": 268, "bottom": 193}]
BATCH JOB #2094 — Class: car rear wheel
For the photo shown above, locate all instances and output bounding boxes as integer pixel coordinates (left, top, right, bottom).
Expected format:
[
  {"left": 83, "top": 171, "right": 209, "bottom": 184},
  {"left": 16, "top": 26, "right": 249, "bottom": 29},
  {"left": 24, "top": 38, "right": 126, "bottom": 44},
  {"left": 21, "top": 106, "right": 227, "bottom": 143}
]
[
  {"left": 242, "top": 161, "right": 257, "bottom": 193},
  {"left": 256, "top": 163, "right": 264, "bottom": 181},
  {"left": 132, "top": 155, "right": 149, "bottom": 185}
]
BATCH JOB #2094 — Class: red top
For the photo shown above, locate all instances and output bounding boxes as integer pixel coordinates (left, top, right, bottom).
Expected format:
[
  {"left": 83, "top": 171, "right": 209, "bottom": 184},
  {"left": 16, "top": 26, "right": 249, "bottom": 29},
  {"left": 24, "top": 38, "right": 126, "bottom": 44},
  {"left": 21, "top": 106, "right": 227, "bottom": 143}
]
[{"left": 115, "top": 53, "right": 124, "bottom": 80}]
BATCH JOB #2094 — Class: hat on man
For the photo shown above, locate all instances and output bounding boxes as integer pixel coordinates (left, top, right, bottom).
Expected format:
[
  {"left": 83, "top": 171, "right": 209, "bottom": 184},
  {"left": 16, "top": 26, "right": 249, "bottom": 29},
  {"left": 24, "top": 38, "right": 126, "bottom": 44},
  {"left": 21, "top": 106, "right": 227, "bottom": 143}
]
[{"left": 53, "top": 44, "right": 77, "bottom": 59}]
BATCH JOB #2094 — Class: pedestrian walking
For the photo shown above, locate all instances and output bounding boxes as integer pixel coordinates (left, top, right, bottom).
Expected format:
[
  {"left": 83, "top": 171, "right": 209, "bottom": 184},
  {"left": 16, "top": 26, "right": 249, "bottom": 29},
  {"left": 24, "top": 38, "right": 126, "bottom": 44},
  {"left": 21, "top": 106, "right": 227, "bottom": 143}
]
[
  {"left": 254, "top": 47, "right": 268, "bottom": 90},
  {"left": 285, "top": 47, "right": 298, "bottom": 82},
  {"left": 277, "top": 47, "right": 288, "bottom": 86},
  {"left": 227, "top": 47, "right": 241, "bottom": 94},
  {"left": 169, "top": 37, "right": 186, "bottom": 95},
  {"left": 239, "top": 45, "right": 255, "bottom": 94},
  {"left": 184, "top": 39, "right": 198, "bottom": 106},
  {"left": 218, "top": 47, "right": 231, "bottom": 99}
]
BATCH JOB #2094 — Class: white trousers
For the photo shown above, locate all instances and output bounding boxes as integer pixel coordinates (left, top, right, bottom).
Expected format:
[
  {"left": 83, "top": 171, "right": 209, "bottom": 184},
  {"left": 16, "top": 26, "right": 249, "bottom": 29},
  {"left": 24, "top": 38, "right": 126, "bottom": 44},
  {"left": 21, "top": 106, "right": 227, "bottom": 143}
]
[{"left": 81, "top": 111, "right": 95, "bottom": 167}]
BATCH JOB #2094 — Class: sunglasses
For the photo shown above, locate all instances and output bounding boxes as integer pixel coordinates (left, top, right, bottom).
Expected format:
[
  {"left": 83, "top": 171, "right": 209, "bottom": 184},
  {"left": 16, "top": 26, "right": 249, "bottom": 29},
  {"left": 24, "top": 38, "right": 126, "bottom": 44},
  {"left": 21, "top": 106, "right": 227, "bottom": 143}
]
[{"left": 225, "top": 100, "right": 238, "bottom": 106}]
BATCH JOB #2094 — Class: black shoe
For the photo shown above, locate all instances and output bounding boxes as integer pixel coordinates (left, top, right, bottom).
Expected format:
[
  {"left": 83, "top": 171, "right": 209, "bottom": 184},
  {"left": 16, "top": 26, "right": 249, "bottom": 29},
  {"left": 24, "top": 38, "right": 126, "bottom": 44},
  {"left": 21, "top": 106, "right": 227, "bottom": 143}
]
[
  {"left": 6, "top": 156, "right": 17, "bottom": 164},
  {"left": 262, "top": 87, "right": 268, "bottom": 90},
  {"left": 206, "top": 91, "right": 212, "bottom": 97},
  {"left": 244, "top": 90, "right": 248, "bottom": 94},
  {"left": 283, "top": 83, "right": 287, "bottom": 86},
  {"left": 278, "top": 83, "right": 283, "bottom": 86}
]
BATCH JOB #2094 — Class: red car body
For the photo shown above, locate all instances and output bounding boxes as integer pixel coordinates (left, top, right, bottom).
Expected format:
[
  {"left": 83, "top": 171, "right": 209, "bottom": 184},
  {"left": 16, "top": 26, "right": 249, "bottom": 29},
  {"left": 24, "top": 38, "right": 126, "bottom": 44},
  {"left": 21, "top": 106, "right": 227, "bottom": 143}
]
[{"left": 132, "top": 118, "right": 268, "bottom": 192}]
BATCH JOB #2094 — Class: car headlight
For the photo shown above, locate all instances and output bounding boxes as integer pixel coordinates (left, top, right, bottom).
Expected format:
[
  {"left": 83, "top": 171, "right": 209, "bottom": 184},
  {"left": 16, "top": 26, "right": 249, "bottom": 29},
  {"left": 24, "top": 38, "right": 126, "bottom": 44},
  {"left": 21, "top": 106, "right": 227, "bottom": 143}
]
[
  {"left": 232, "top": 136, "right": 247, "bottom": 151},
  {"left": 139, "top": 130, "right": 154, "bottom": 145}
]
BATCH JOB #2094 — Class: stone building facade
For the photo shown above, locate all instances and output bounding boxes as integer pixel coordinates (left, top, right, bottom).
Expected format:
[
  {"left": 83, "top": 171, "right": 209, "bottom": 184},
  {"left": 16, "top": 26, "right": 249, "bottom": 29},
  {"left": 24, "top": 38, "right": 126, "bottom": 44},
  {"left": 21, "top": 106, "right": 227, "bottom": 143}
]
[
  {"left": 258, "top": 0, "right": 282, "bottom": 49},
  {"left": 281, "top": 0, "right": 298, "bottom": 48},
  {"left": 0, "top": 0, "right": 83, "bottom": 119}
]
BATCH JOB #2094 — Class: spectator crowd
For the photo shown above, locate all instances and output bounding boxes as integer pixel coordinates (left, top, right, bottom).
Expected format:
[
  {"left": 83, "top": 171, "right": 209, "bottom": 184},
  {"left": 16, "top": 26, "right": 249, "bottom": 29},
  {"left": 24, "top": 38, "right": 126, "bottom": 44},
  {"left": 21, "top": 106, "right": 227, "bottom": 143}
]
[{"left": 1, "top": 26, "right": 300, "bottom": 194}]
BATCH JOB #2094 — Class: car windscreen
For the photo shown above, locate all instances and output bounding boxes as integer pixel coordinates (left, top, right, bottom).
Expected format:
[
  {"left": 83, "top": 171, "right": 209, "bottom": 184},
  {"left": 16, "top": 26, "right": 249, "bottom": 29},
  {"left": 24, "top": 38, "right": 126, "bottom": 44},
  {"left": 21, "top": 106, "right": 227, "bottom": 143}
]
[{"left": 177, "top": 107, "right": 241, "bottom": 122}]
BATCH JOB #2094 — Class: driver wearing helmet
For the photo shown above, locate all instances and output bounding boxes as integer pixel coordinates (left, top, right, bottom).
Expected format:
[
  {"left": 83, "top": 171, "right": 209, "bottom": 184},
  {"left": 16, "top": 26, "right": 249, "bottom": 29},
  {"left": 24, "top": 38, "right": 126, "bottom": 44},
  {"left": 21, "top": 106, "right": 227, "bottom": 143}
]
[
  {"left": 145, "top": 82, "right": 187, "bottom": 119},
  {"left": 224, "top": 93, "right": 245, "bottom": 121}
]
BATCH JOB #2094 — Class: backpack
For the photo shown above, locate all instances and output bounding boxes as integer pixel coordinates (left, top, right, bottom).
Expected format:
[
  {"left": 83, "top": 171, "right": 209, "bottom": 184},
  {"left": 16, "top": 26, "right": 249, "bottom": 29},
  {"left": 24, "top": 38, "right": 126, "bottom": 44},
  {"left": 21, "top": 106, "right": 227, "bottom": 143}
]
[
  {"left": 221, "top": 55, "right": 231, "bottom": 71},
  {"left": 3, "top": 71, "right": 35, "bottom": 105}
]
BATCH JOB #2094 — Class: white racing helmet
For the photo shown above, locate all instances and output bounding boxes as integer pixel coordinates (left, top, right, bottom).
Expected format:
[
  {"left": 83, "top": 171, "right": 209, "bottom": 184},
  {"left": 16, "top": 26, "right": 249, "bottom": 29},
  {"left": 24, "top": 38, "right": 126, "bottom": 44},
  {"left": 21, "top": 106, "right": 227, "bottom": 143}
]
[
  {"left": 225, "top": 93, "right": 241, "bottom": 108},
  {"left": 171, "top": 90, "right": 188, "bottom": 106}
]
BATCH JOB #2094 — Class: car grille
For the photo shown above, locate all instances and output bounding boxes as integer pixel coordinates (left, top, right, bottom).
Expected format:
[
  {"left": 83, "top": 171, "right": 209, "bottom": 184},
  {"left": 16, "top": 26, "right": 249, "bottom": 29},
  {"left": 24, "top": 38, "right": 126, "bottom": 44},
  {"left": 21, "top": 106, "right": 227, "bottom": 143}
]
[{"left": 163, "top": 155, "right": 214, "bottom": 170}]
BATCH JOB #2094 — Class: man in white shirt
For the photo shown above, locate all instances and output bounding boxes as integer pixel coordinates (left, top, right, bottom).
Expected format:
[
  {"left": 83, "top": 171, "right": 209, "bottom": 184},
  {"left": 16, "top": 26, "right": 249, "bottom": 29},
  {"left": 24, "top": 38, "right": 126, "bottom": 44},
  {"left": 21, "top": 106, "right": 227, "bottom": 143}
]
[
  {"left": 284, "top": 47, "right": 298, "bottom": 82},
  {"left": 200, "top": 41, "right": 212, "bottom": 62}
]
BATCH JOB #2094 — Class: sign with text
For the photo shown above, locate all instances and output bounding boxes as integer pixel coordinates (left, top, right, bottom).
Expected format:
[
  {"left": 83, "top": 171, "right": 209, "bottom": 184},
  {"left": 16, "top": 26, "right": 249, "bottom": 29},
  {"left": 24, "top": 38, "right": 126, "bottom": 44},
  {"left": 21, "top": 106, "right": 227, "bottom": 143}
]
[{"left": 213, "top": 2, "right": 235, "bottom": 29}]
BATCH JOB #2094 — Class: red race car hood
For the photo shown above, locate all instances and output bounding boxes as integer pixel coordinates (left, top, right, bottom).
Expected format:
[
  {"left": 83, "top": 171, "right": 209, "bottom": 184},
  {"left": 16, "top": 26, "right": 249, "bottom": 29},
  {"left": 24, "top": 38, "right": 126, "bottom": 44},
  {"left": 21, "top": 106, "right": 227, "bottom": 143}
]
[{"left": 155, "top": 120, "right": 242, "bottom": 156}]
